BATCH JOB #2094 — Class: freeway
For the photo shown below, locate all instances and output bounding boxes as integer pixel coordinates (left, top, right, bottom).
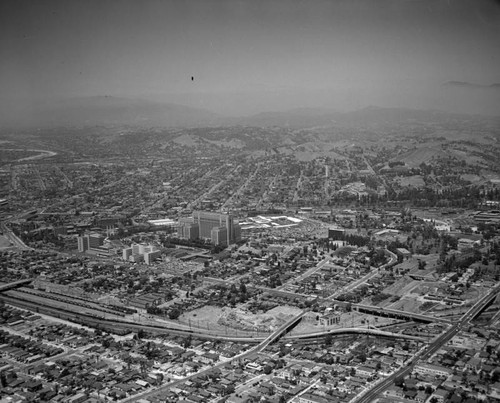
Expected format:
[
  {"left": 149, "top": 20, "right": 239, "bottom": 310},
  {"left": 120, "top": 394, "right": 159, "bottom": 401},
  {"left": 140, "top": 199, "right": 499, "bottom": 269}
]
[
  {"left": 353, "top": 303, "right": 452, "bottom": 324},
  {"left": 0, "top": 279, "right": 34, "bottom": 292},
  {"left": 121, "top": 311, "right": 305, "bottom": 402},
  {"left": 285, "top": 327, "right": 425, "bottom": 342},
  {"left": 1, "top": 222, "right": 32, "bottom": 251},
  {"left": 354, "top": 285, "right": 500, "bottom": 403},
  {"left": 256, "top": 310, "right": 306, "bottom": 352}
]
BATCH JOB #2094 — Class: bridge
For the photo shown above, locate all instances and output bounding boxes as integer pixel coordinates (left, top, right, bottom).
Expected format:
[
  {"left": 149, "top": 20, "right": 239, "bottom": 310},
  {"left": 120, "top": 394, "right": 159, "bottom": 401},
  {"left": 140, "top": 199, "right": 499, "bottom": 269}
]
[
  {"left": 254, "top": 310, "right": 306, "bottom": 352},
  {"left": 465, "top": 287, "right": 500, "bottom": 323},
  {"left": 0, "top": 279, "right": 34, "bottom": 292},
  {"left": 285, "top": 327, "right": 426, "bottom": 342},
  {"left": 355, "top": 285, "right": 500, "bottom": 403},
  {"left": 353, "top": 303, "right": 452, "bottom": 324},
  {"left": 1, "top": 222, "right": 32, "bottom": 251}
]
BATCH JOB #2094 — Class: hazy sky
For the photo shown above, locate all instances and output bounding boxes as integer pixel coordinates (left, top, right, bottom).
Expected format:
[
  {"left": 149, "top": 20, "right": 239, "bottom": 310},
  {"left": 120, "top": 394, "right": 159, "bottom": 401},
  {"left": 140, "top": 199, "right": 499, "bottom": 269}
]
[{"left": 1, "top": 0, "right": 500, "bottom": 116}]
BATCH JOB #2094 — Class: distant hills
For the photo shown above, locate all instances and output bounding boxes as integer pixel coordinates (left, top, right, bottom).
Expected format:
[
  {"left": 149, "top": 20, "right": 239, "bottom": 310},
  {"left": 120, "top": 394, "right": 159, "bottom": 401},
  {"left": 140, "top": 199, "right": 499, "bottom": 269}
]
[
  {"left": 227, "top": 107, "right": 341, "bottom": 128},
  {"left": 443, "top": 81, "right": 500, "bottom": 89},
  {"left": 1, "top": 95, "right": 498, "bottom": 129},
  {"left": 231, "top": 106, "right": 475, "bottom": 128},
  {"left": 0, "top": 96, "right": 220, "bottom": 128}
]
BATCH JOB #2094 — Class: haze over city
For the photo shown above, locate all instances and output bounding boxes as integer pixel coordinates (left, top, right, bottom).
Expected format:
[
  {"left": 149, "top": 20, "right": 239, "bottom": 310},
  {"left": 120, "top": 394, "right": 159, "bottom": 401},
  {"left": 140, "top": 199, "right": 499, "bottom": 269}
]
[
  {"left": 2, "top": 2, "right": 500, "bottom": 403},
  {"left": 1, "top": 0, "right": 500, "bottom": 123}
]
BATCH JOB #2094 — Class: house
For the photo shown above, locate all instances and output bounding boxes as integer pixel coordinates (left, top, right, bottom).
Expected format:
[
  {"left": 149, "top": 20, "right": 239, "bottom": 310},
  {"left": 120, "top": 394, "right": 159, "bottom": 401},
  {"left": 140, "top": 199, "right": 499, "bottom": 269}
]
[
  {"left": 383, "top": 386, "right": 404, "bottom": 399},
  {"left": 415, "top": 390, "right": 427, "bottom": 403},
  {"left": 457, "top": 238, "right": 480, "bottom": 251},
  {"left": 67, "top": 393, "right": 89, "bottom": 403},
  {"left": 198, "top": 352, "right": 219, "bottom": 364},
  {"left": 356, "top": 366, "right": 377, "bottom": 378},
  {"left": 396, "top": 248, "right": 411, "bottom": 259},
  {"left": 430, "top": 388, "right": 448, "bottom": 403},
  {"left": 414, "top": 363, "right": 452, "bottom": 377},
  {"left": 245, "top": 362, "right": 262, "bottom": 373},
  {"left": 404, "top": 389, "right": 418, "bottom": 400},
  {"left": 226, "top": 396, "right": 251, "bottom": 403}
]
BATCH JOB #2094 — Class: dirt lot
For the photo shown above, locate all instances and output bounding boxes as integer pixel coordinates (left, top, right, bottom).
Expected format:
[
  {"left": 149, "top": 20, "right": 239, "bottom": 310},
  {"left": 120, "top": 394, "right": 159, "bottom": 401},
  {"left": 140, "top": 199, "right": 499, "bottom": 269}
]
[
  {"left": 0, "top": 235, "right": 12, "bottom": 249},
  {"left": 290, "top": 311, "right": 398, "bottom": 335},
  {"left": 179, "top": 304, "right": 302, "bottom": 333}
]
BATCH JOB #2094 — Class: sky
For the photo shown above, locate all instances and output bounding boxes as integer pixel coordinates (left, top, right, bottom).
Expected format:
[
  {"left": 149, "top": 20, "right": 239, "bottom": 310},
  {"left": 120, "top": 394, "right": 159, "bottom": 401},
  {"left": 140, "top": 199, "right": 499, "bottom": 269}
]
[{"left": 1, "top": 0, "right": 500, "bottom": 117}]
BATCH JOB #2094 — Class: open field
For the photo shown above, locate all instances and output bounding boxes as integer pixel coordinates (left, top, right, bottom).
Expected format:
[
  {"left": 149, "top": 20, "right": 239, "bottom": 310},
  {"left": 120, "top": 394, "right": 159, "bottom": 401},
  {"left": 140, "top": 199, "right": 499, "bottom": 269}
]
[
  {"left": 397, "top": 175, "right": 425, "bottom": 187},
  {"left": 394, "top": 147, "right": 440, "bottom": 167},
  {"left": 0, "top": 235, "right": 12, "bottom": 249}
]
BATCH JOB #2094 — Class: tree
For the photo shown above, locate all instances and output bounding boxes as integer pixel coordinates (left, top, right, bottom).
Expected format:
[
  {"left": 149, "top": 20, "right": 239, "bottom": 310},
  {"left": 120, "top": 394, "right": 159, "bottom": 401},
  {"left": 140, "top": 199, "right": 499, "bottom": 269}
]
[
  {"left": 182, "top": 335, "right": 192, "bottom": 348},
  {"left": 325, "top": 333, "right": 333, "bottom": 346},
  {"left": 239, "top": 282, "right": 247, "bottom": 294},
  {"left": 168, "top": 308, "right": 181, "bottom": 320},
  {"left": 224, "top": 384, "right": 235, "bottom": 395},
  {"left": 395, "top": 376, "right": 405, "bottom": 387}
]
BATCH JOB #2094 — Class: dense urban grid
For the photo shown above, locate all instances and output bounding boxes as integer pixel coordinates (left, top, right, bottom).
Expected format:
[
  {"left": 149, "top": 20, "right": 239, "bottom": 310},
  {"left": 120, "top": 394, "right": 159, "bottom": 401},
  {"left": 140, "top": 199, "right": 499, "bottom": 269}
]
[{"left": 1, "top": 109, "right": 500, "bottom": 403}]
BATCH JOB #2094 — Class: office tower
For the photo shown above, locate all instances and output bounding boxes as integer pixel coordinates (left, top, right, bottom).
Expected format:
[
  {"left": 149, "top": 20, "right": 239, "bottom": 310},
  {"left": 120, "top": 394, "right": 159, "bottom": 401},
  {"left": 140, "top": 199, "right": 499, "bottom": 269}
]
[
  {"left": 178, "top": 211, "right": 241, "bottom": 246},
  {"left": 233, "top": 223, "right": 241, "bottom": 243},
  {"left": 144, "top": 250, "right": 161, "bottom": 265},
  {"left": 178, "top": 217, "right": 199, "bottom": 240},
  {"left": 77, "top": 236, "right": 89, "bottom": 252},
  {"left": 87, "top": 233, "right": 105, "bottom": 249},
  {"left": 211, "top": 226, "right": 228, "bottom": 246},
  {"left": 122, "top": 247, "right": 132, "bottom": 261},
  {"left": 132, "top": 244, "right": 141, "bottom": 255}
]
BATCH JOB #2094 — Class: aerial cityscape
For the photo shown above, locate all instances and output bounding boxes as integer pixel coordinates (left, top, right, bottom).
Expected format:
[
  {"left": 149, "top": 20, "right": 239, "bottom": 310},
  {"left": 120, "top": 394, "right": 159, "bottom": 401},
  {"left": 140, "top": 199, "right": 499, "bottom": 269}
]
[{"left": 1, "top": 1, "right": 500, "bottom": 403}]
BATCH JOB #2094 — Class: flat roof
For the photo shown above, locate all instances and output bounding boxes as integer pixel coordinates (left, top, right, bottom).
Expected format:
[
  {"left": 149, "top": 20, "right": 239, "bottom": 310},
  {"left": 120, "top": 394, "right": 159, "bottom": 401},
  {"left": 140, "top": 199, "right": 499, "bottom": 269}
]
[{"left": 148, "top": 219, "right": 177, "bottom": 226}]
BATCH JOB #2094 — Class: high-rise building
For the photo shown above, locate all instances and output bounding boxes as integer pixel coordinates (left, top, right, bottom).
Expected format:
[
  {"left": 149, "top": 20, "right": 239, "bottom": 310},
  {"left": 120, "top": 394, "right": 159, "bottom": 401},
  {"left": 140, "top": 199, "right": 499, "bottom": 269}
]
[
  {"left": 126, "top": 243, "right": 160, "bottom": 264},
  {"left": 144, "top": 250, "right": 161, "bottom": 265},
  {"left": 211, "top": 226, "right": 227, "bottom": 246},
  {"left": 178, "top": 217, "right": 199, "bottom": 239},
  {"left": 132, "top": 244, "right": 141, "bottom": 255},
  {"left": 178, "top": 211, "right": 241, "bottom": 246},
  {"left": 122, "top": 247, "right": 132, "bottom": 261},
  {"left": 87, "top": 233, "right": 105, "bottom": 249},
  {"left": 77, "top": 233, "right": 108, "bottom": 255},
  {"left": 77, "top": 236, "right": 89, "bottom": 252}
]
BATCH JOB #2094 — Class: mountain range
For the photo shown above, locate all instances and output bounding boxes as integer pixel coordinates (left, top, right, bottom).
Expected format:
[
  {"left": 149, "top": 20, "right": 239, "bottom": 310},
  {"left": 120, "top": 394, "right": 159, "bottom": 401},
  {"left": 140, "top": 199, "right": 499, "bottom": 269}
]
[
  {"left": 443, "top": 81, "right": 500, "bottom": 89},
  {"left": 1, "top": 95, "right": 498, "bottom": 129}
]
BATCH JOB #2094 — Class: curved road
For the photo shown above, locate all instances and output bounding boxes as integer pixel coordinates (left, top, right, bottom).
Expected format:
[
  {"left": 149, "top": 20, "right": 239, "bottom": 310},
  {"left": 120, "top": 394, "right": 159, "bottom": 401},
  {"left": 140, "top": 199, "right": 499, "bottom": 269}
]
[{"left": 354, "top": 285, "right": 500, "bottom": 403}]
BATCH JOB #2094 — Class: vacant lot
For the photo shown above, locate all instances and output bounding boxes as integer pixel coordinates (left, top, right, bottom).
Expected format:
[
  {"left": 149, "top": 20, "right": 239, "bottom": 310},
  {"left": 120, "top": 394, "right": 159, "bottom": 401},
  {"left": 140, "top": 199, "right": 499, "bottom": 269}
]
[
  {"left": 179, "top": 304, "right": 302, "bottom": 333},
  {"left": 397, "top": 175, "right": 425, "bottom": 188},
  {"left": 0, "top": 235, "right": 11, "bottom": 249}
]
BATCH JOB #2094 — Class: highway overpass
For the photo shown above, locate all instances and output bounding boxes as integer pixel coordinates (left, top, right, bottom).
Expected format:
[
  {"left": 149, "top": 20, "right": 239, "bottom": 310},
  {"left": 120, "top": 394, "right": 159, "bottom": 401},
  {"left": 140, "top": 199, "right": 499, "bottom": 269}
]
[
  {"left": 285, "top": 327, "right": 425, "bottom": 342},
  {"left": 0, "top": 279, "right": 34, "bottom": 292},
  {"left": 353, "top": 303, "right": 452, "bottom": 324}
]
